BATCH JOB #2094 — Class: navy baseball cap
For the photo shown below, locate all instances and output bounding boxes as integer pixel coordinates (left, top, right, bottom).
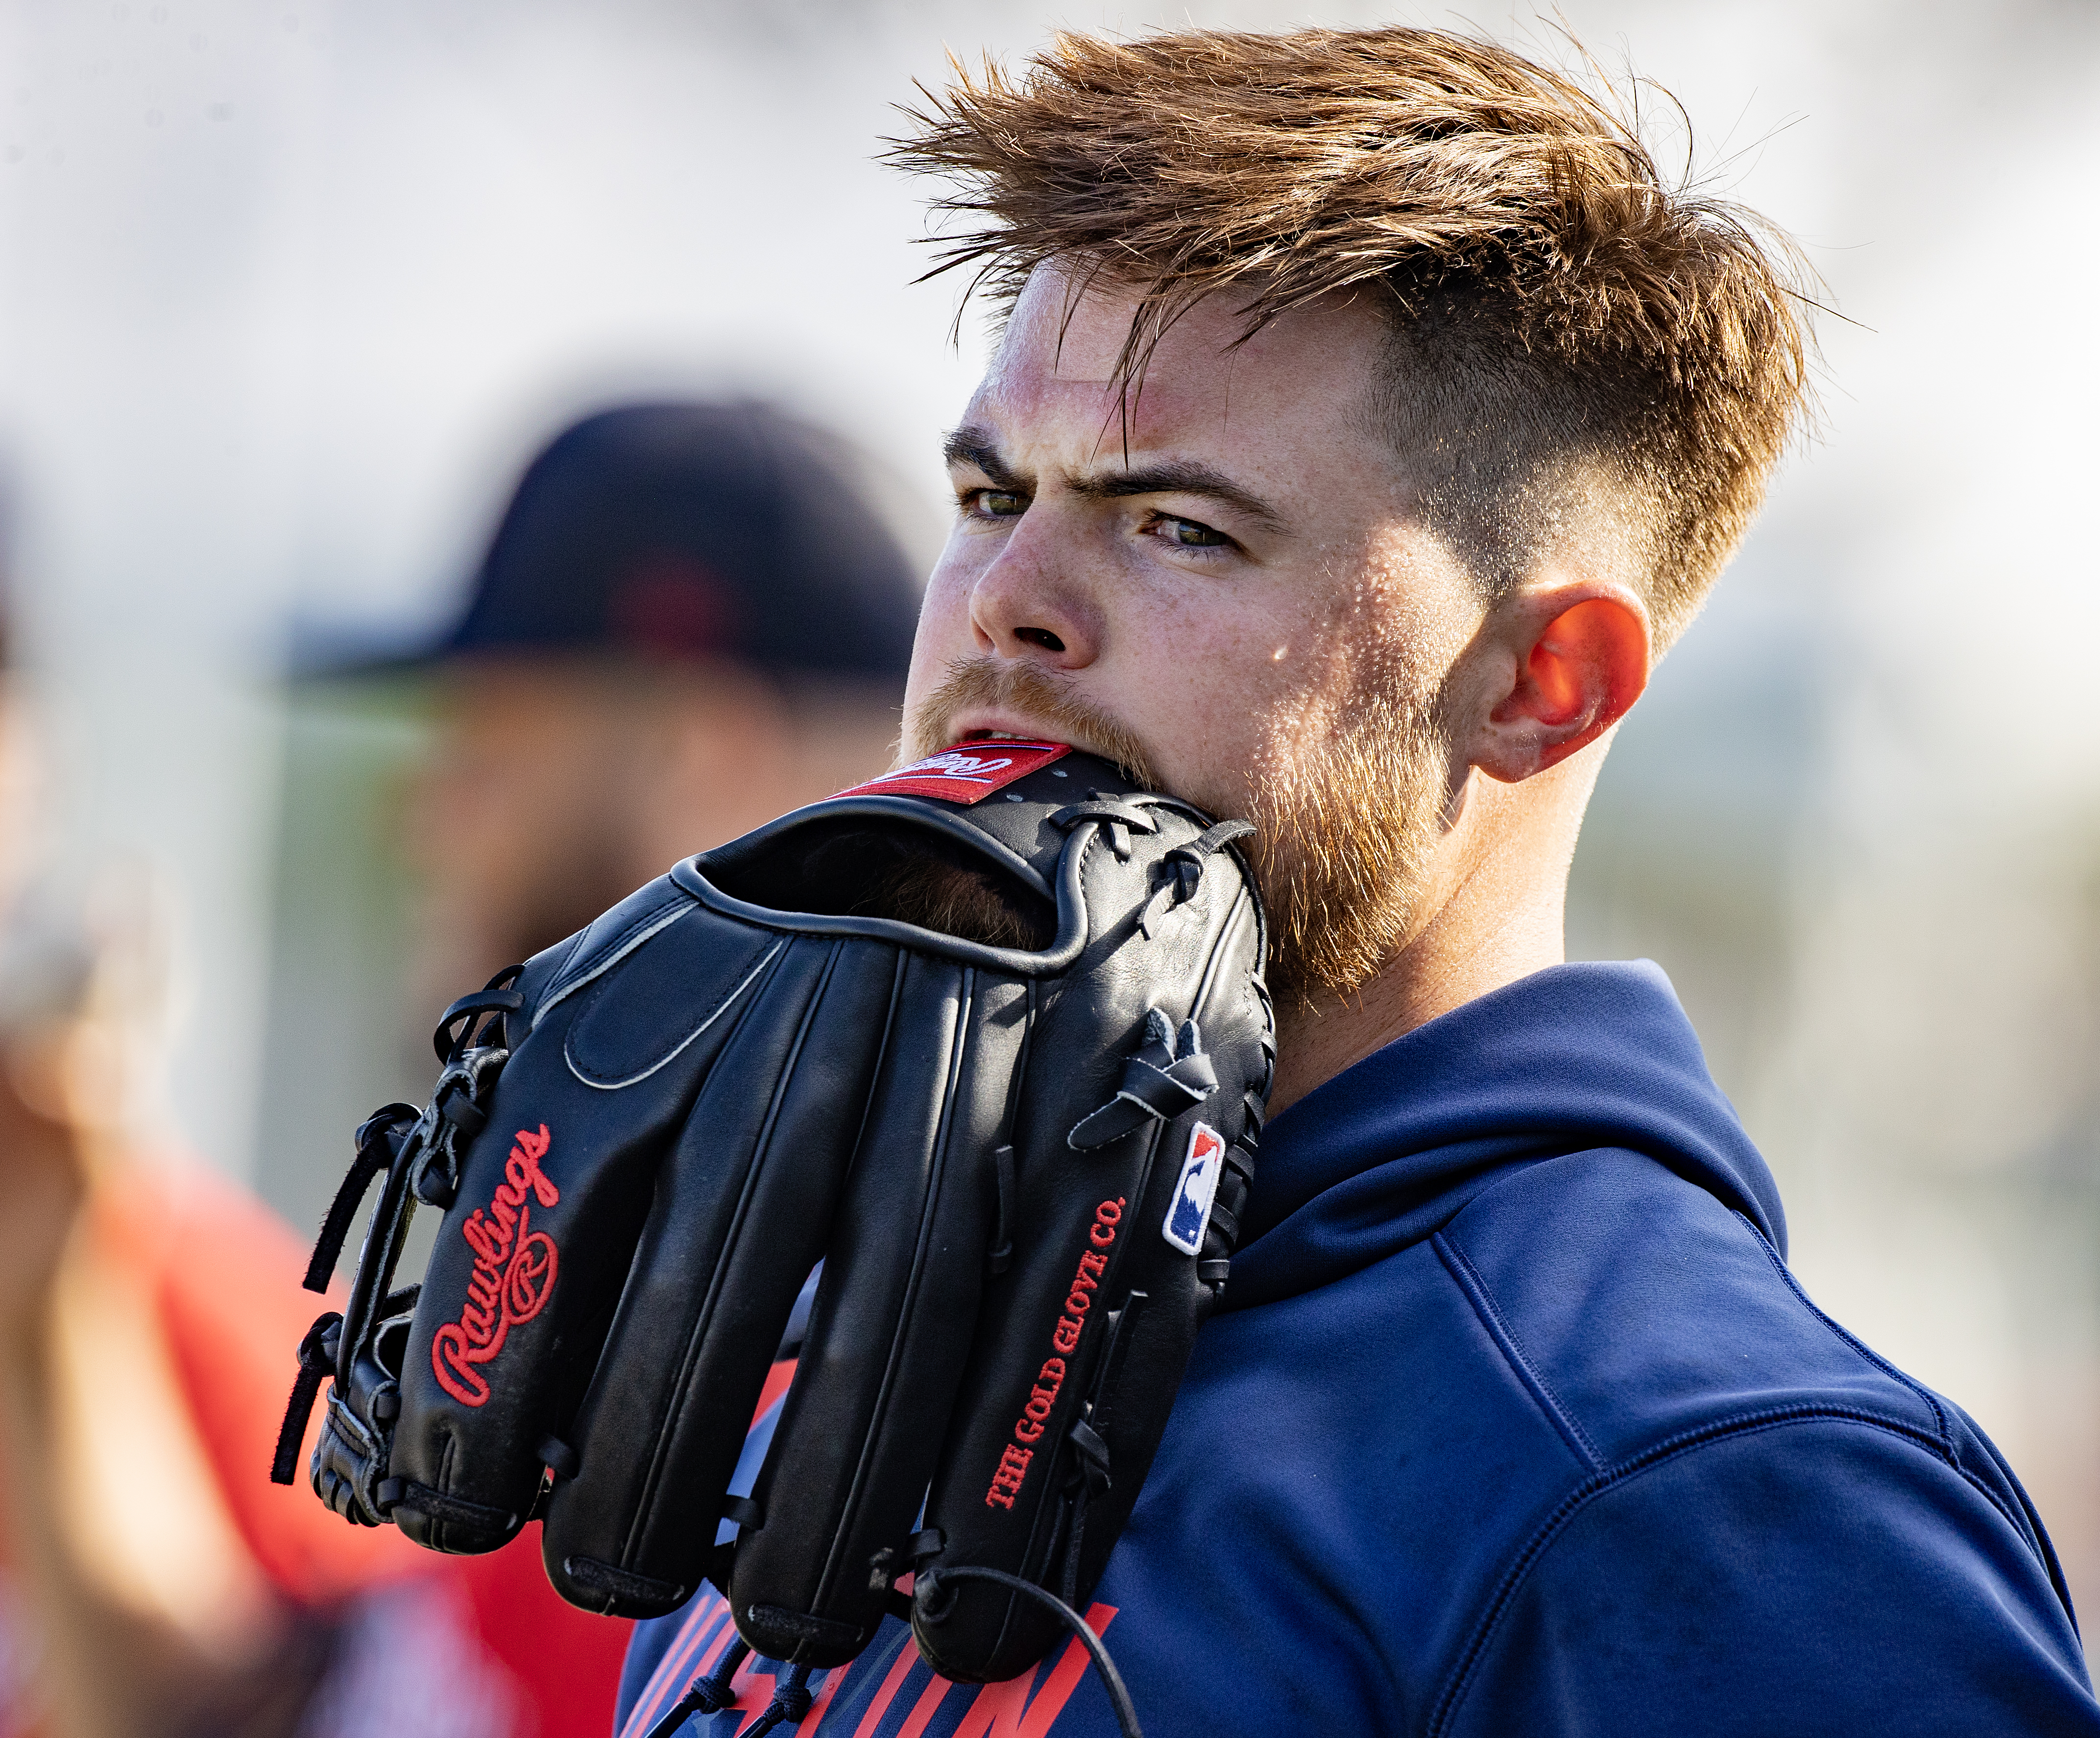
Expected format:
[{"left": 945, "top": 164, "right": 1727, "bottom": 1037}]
[{"left": 431, "top": 401, "right": 922, "bottom": 678}]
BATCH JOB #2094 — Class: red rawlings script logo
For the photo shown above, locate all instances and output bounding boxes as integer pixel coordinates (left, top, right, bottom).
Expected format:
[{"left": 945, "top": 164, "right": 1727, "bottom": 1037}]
[
  {"left": 833, "top": 740, "right": 1071, "bottom": 806},
  {"left": 986, "top": 1195, "right": 1123, "bottom": 1511},
  {"left": 432, "top": 1124, "right": 560, "bottom": 1407}
]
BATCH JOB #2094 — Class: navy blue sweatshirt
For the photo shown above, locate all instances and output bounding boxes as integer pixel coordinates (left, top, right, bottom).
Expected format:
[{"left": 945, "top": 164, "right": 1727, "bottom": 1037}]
[{"left": 616, "top": 961, "right": 2099, "bottom": 1736}]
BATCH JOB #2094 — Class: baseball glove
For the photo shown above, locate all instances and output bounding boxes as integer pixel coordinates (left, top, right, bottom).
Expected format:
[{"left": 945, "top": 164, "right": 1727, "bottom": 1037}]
[{"left": 273, "top": 739, "right": 1271, "bottom": 1703}]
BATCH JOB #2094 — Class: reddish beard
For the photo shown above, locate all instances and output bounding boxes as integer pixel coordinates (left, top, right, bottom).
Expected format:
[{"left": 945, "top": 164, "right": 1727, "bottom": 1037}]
[
  {"left": 901, "top": 655, "right": 1448, "bottom": 1006},
  {"left": 1241, "top": 684, "right": 1448, "bottom": 1008}
]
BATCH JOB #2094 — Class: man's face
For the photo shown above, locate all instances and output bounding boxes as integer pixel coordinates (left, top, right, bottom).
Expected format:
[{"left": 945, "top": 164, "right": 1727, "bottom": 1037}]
[{"left": 903, "top": 269, "right": 1485, "bottom": 999}]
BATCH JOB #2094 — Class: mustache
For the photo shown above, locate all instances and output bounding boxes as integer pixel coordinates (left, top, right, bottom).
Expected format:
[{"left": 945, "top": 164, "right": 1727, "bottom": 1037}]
[{"left": 902, "top": 659, "right": 1164, "bottom": 791}]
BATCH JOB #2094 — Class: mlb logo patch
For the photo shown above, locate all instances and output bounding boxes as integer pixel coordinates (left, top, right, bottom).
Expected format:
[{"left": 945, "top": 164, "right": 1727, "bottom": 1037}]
[
  {"left": 835, "top": 739, "right": 1071, "bottom": 805},
  {"left": 1163, "top": 1122, "right": 1226, "bottom": 1257}
]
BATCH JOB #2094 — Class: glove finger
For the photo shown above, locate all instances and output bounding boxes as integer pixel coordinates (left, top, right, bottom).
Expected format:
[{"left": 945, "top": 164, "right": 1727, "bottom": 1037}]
[
  {"left": 725, "top": 962, "right": 1034, "bottom": 1667},
  {"left": 540, "top": 932, "right": 902, "bottom": 1618},
  {"left": 388, "top": 895, "right": 782, "bottom": 1551},
  {"left": 916, "top": 882, "right": 1269, "bottom": 1682}
]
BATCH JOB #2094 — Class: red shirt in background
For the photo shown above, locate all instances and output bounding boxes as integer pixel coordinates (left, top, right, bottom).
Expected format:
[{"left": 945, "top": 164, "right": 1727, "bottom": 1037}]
[{"left": 83, "top": 1163, "right": 629, "bottom": 1738}]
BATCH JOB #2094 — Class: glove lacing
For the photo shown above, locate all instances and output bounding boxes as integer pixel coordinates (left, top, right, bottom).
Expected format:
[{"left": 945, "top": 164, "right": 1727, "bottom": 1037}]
[
  {"left": 269, "top": 967, "right": 521, "bottom": 1497},
  {"left": 641, "top": 1639, "right": 750, "bottom": 1738},
  {"left": 641, "top": 1643, "right": 819, "bottom": 1738},
  {"left": 743, "top": 1664, "right": 815, "bottom": 1737}
]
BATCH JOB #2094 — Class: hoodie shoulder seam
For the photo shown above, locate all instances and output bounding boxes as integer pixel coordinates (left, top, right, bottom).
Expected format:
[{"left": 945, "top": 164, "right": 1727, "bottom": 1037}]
[
  {"left": 1724, "top": 1214, "right": 2056, "bottom": 1574},
  {"left": 1434, "top": 1230, "right": 1605, "bottom": 1472},
  {"left": 1728, "top": 1210, "right": 1955, "bottom": 1459},
  {"left": 1426, "top": 1403, "right": 2008, "bottom": 1738}
]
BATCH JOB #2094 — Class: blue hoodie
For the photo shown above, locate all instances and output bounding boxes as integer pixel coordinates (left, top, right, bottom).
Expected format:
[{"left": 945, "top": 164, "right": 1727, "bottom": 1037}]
[{"left": 615, "top": 962, "right": 2098, "bottom": 1737}]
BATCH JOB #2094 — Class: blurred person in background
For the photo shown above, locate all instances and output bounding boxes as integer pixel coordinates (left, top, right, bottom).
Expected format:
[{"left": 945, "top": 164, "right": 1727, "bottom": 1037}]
[
  {"left": 0, "top": 400, "right": 919, "bottom": 1738},
  {"left": 0, "top": 546, "right": 637, "bottom": 1738},
  {"left": 0, "top": 879, "right": 346, "bottom": 1738},
  {"left": 403, "top": 401, "right": 921, "bottom": 1002},
  {"left": 0, "top": 595, "right": 408, "bottom": 1738}
]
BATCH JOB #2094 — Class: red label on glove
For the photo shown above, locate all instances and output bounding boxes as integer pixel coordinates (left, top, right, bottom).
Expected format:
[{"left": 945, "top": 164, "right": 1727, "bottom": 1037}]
[
  {"left": 432, "top": 1124, "right": 561, "bottom": 1407},
  {"left": 836, "top": 740, "right": 1071, "bottom": 805}
]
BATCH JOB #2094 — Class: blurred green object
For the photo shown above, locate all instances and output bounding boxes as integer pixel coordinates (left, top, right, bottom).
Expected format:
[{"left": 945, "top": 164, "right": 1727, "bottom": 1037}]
[{"left": 254, "top": 676, "right": 437, "bottom": 1266}]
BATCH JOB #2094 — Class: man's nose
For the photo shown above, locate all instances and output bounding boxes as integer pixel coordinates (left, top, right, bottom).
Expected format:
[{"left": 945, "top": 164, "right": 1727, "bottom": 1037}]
[{"left": 966, "top": 516, "right": 1100, "bottom": 669}]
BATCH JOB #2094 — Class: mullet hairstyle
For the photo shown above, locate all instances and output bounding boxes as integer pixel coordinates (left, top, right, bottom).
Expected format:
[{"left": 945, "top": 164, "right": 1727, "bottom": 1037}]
[{"left": 888, "top": 26, "right": 1814, "bottom": 644}]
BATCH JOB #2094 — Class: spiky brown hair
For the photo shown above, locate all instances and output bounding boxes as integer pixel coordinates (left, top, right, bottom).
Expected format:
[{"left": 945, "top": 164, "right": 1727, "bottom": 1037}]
[{"left": 889, "top": 26, "right": 1812, "bottom": 642}]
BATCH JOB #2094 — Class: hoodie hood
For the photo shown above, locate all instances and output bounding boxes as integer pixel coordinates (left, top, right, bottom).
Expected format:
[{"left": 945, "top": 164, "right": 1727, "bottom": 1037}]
[{"left": 1223, "top": 960, "right": 1783, "bottom": 1312}]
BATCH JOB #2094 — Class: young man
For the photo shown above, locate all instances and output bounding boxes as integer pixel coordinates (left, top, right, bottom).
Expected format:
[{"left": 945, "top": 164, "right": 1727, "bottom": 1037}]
[{"left": 617, "top": 25, "right": 2098, "bottom": 1737}]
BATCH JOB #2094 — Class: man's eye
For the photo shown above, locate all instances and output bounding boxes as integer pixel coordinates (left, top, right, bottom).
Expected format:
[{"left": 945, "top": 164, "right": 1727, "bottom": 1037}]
[
  {"left": 1164, "top": 516, "right": 1229, "bottom": 548},
  {"left": 968, "top": 490, "right": 1026, "bottom": 519}
]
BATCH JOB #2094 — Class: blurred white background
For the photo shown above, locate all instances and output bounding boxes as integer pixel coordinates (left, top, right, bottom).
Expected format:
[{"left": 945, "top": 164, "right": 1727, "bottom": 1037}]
[{"left": 1, "top": 0, "right": 2098, "bottom": 1608}]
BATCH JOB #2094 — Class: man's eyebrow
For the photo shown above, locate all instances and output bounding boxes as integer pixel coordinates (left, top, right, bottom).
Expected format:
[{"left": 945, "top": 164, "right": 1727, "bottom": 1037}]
[
  {"left": 941, "top": 427, "right": 1028, "bottom": 492},
  {"left": 941, "top": 434, "right": 1284, "bottom": 533},
  {"left": 1071, "top": 459, "right": 1285, "bottom": 532}
]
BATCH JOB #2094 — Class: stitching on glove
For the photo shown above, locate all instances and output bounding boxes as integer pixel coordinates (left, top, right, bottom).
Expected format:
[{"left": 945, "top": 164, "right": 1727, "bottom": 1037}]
[
  {"left": 988, "top": 979, "right": 1040, "bottom": 1275},
  {"left": 413, "top": 1042, "right": 512, "bottom": 1208},
  {"left": 988, "top": 1143, "right": 1018, "bottom": 1274},
  {"left": 303, "top": 1105, "right": 416, "bottom": 1291},
  {"left": 1136, "top": 818, "right": 1255, "bottom": 938},
  {"left": 532, "top": 891, "right": 698, "bottom": 1028},
  {"left": 561, "top": 1552, "right": 685, "bottom": 1607},
  {"left": 431, "top": 981, "right": 526, "bottom": 1064},
  {"left": 1049, "top": 796, "right": 1159, "bottom": 862},
  {"left": 563, "top": 938, "right": 785, "bottom": 1090},
  {"left": 743, "top": 1664, "right": 816, "bottom": 1738},
  {"left": 384, "top": 1479, "right": 515, "bottom": 1535},
  {"left": 294, "top": 750, "right": 1268, "bottom": 1715},
  {"left": 1048, "top": 1289, "right": 1145, "bottom": 1606}
]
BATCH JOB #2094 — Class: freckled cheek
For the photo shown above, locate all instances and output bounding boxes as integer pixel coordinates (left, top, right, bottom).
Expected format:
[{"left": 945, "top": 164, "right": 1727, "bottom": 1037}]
[{"left": 1102, "top": 609, "right": 1278, "bottom": 771}]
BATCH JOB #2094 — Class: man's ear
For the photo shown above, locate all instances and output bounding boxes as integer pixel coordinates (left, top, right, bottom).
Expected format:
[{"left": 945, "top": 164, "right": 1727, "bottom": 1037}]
[{"left": 1472, "top": 594, "right": 1649, "bottom": 784}]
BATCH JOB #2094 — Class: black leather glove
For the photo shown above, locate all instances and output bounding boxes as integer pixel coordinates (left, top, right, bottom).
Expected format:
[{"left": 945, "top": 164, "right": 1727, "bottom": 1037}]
[{"left": 274, "top": 740, "right": 1271, "bottom": 1688}]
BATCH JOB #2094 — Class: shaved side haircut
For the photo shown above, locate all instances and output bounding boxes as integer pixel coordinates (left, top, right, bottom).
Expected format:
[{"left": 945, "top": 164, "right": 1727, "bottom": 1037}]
[{"left": 891, "top": 26, "right": 1812, "bottom": 643}]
